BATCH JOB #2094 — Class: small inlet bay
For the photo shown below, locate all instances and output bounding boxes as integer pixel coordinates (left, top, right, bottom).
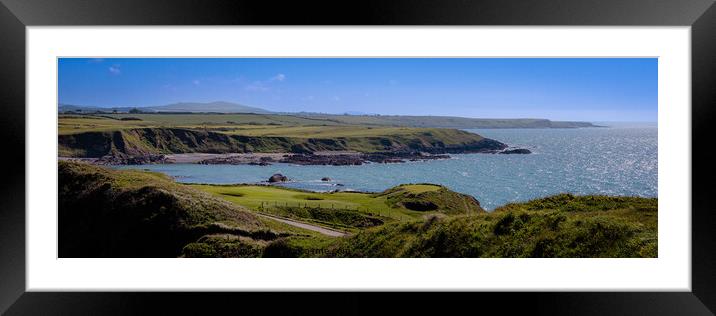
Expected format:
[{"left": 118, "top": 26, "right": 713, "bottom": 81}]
[
  {"left": 59, "top": 58, "right": 659, "bottom": 258},
  {"left": 115, "top": 125, "right": 657, "bottom": 210}
]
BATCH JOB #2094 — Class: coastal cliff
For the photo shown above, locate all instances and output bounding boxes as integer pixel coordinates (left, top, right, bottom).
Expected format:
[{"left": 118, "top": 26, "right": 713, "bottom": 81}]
[{"left": 58, "top": 127, "right": 508, "bottom": 158}]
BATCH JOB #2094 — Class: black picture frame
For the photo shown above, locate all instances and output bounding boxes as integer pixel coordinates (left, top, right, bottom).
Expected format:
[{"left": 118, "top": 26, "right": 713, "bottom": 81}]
[{"left": 1, "top": 0, "right": 714, "bottom": 314}]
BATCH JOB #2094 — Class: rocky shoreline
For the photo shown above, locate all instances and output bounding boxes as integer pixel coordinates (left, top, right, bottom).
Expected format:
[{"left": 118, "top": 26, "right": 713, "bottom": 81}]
[
  {"left": 266, "top": 151, "right": 452, "bottom": 166},
  {"left": 59, "top": 148, "right": 531, "bottom": 166}
]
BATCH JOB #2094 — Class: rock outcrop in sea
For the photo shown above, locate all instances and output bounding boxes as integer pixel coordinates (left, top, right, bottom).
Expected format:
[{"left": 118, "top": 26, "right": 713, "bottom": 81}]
[
  {"left": 268, "top": 174, "right": 289, "bottom": 183},
  {"left": 499, "top": 148, "right": 532, "bottom": 154}
]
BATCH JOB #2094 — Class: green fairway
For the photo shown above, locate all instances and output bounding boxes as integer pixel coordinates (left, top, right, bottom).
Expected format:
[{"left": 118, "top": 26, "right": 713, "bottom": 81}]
[
  {"left": 190, "top": 184, "right": 422, "bottom": 221},
  {"left": 191, "top": 182, "right": 486, "bottom": 231},
  {"left": 395, "top": 184, "right": 442, "bottom": 194}
]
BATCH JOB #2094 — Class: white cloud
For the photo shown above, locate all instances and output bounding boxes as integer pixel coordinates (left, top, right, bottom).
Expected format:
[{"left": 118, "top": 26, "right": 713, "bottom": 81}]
[
  {"left": 108, "top": 65, "right": 121, "bottom": 75},
  {"left": 271, "top": 73, "right": 286, "bottom": 82}
]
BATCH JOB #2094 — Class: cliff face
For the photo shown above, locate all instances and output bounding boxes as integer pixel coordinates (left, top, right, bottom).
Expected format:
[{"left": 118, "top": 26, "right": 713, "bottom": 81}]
[{"left": 58, "top": 128, "right": 507, "bottom": 158}]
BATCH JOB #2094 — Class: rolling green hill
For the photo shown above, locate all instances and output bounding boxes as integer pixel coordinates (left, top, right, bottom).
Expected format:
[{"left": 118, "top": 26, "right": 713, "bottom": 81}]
[
  {"left": 59, "top": 163, "right": 657, "bottom": 258},
  {"left": 297, "top": 195, "right": 657, "bottom": 258},
  {"left": 58, "top": 161, "right": 299, "bottom": 257},
  {"left": 193, "top": 183, "right": 485, "bottom": 224}
]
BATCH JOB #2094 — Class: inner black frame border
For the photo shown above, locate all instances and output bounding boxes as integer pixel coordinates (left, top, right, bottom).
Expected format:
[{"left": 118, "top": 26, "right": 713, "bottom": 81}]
[{"left": 1, "top": 0, "right": 715, "bottom": 314}]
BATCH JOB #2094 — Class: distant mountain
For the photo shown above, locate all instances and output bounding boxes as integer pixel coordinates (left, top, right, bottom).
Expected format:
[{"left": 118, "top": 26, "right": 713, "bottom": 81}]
[
  {"left": 145, "top": 101, "right": 272, "bottom": 114},
  {"left": 59, "top": 101, "right": 272, "bottom": 114}
]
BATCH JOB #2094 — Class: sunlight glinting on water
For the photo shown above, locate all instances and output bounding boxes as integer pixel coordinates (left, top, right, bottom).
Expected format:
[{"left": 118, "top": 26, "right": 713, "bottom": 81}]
[{"left": 116, "top": 126, "right": 657, "bottom": 210}]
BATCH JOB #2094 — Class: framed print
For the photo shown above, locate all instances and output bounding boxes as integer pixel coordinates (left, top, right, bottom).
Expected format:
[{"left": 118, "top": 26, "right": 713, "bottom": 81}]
[{"left": 1, "top": 0, "right": 715, "bottom": 314}]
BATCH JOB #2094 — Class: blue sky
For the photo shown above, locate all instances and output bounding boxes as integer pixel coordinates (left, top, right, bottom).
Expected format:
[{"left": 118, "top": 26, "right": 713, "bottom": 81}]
[{"left": 58, "top": 58, "right": 657, "bottom": 121}]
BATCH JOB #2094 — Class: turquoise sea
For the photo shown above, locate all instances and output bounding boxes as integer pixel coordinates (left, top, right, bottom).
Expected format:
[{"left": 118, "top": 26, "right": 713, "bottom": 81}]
[{"left": 115, "top": 124, "right": 657, "bottom": 210}]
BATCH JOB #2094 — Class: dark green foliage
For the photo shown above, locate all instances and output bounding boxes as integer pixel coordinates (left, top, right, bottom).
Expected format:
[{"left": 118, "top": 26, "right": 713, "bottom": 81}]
[
  {"left": 181, "top": 235, "right": 265, "bottom": 258},
  {"left": 329, "top": 195, "right": 657, "bottom": 258},
  {"left": 263, "top": 206, "right": 383, "bottom": 229},
  {"left": 402, "top": 200, "right": 439, "bottom": 211},
  {"left": 59, "top": 162, "right": 657, "bottom": 258},
  {"left": 263, "top": 236, "right": 343, "bottom": 258},
  {"left": 494, "top": 193, "right": 657, "bottom": 213},
  {"left": 262, "top": 238, "right": 303, "bottom": 258},
  {"left": 58, "top": 161, "right": 273, "bottom": 257}
]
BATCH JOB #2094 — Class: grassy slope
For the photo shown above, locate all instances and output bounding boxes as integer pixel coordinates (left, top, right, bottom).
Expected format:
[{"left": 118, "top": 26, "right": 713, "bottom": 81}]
[
  {"left": 325, "top": 194, "right": 657, "bottom": 258},
  {"left": 58, "top": 115, "right": 495, "bottom": 157},
  {"left": 377, "top": 184, "right": 485, "bottom": 214},
  {"left": 58, "top": 161, "right": 313, "bottom": 257},
  {"left": 59, "top": 163, "right": 657, "bottom": 258},
  {"left": 192, "top": 183, "right": 484, "bottom": 222},
  {"left": 193, "top": 183, "right": 489, "bottom": 257}
]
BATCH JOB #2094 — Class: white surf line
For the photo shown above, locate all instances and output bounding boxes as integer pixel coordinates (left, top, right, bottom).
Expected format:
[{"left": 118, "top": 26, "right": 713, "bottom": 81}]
[{"left": 257, "top": 213, "right": 348, "bottom": 237}]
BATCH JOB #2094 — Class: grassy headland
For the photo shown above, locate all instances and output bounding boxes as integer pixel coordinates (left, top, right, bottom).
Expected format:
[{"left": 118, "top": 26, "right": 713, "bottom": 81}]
[
  {"left": 59, "top": 161, "right": 657, "bottom": 258},
  {"left": 58, "top": 114, "right": 506, "bottom": 158},
  {"left": 58, "top": 161, "right": 315, "bottom": 257}
]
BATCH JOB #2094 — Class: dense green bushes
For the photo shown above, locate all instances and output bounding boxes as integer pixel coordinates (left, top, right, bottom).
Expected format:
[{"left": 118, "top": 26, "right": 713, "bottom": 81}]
[{"left": 327, "top": 195, "right": 657, "bottom": 258}]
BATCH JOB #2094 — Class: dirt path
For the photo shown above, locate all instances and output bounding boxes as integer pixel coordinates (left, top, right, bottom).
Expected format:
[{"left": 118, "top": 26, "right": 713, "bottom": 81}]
[{"left": 257, "top": 213, "right": 348, "bottom": 237}]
